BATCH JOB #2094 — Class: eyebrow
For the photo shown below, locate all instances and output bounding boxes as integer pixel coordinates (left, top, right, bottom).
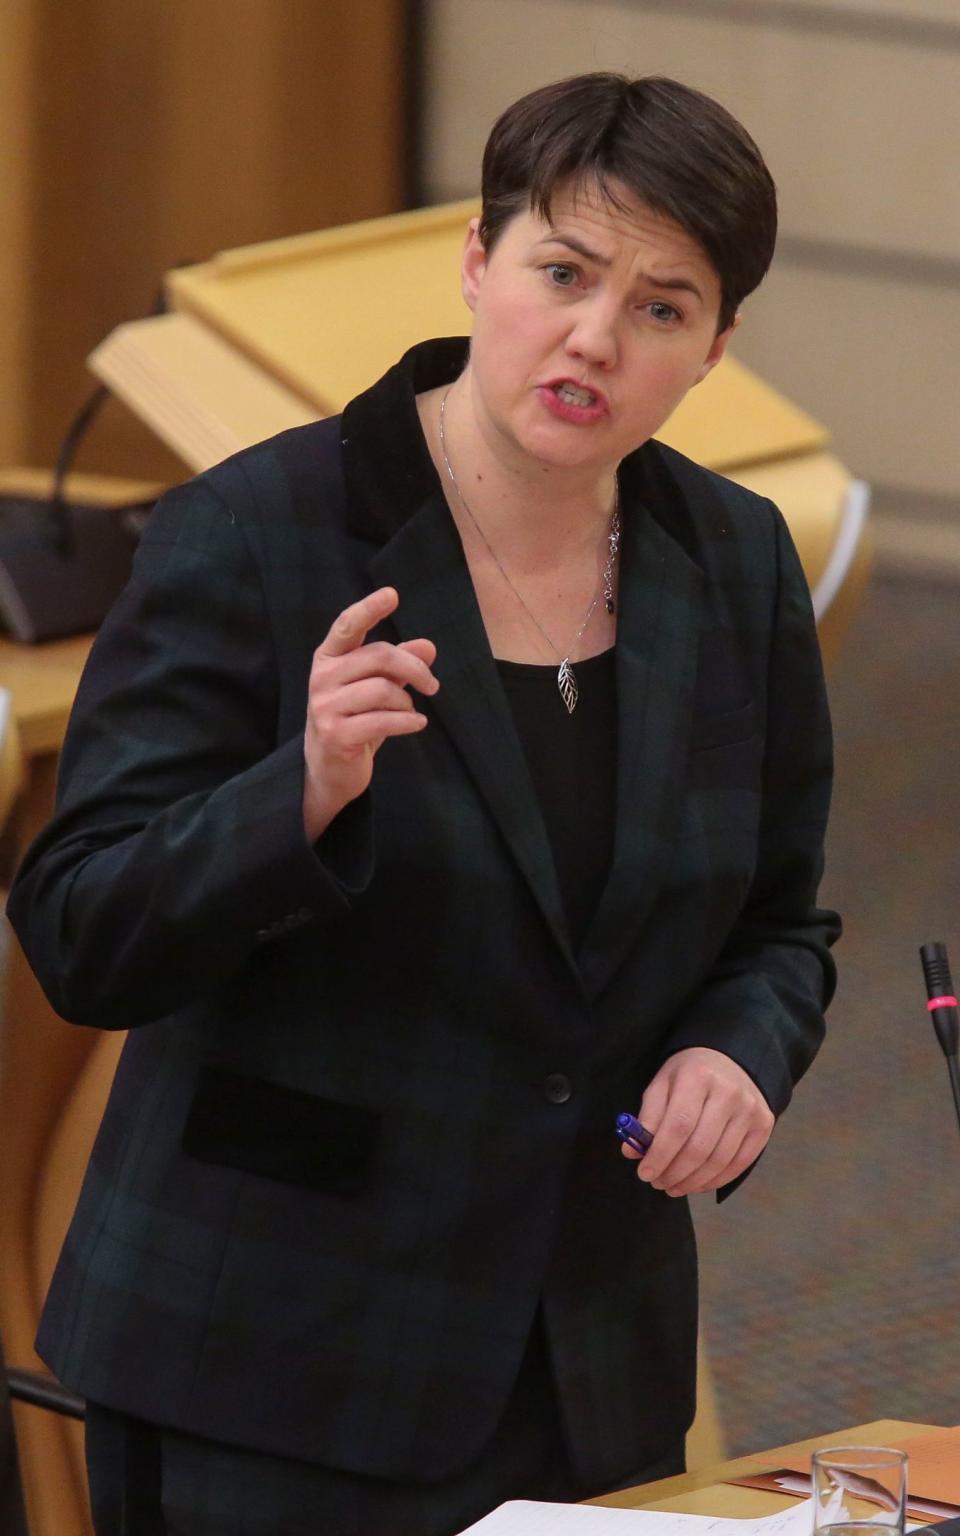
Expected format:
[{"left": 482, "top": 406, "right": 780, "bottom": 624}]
[{"left": 536, "top": 232, "right": 705, "bottom": 304}]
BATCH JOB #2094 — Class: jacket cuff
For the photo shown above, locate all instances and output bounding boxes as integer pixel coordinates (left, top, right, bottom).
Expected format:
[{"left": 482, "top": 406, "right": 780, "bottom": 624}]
[{"left": 231, "top": 736, "right": 374, "bottom": 947}]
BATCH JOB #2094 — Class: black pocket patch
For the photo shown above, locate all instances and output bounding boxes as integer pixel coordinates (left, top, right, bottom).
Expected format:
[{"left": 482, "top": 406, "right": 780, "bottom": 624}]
[{"left": 182, "top": 1064, "right": 379, "bottom": 1196}]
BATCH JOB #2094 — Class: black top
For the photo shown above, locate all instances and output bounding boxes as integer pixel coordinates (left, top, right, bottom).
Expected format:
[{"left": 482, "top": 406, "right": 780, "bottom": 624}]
[{"left": 497, "top": 648, "right": 617, "bottom": 951}]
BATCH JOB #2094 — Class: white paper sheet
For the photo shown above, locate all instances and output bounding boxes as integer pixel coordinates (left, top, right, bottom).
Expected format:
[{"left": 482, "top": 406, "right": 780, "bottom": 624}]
[{"left": 457, "top": 1492, "right": 817, "bottom": 1536}]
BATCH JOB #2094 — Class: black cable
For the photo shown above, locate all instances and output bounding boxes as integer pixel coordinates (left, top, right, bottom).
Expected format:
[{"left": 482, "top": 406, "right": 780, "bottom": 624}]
[
  {"left": 42, "top": 274, "right": 188, "bottom": 556},
  {"left": 44, "top": 383, "right": 113, "bottom": 556}
]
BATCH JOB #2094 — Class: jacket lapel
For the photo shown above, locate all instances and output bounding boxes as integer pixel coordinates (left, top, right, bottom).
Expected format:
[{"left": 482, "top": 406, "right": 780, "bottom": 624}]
[
  {"left": 577, "top": 490, "right": 703, "bottom": 1001},
  {"left": 370, "top": 489, "right": 579, "bottom": 978},
  {"left": 342, "top": 339, "right": 705, "bottom": 998}
]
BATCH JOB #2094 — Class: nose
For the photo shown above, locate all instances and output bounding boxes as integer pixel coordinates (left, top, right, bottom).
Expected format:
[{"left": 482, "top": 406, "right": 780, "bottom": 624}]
[{"left": 564, "top": 296, "right": 618, "bottom": 370}]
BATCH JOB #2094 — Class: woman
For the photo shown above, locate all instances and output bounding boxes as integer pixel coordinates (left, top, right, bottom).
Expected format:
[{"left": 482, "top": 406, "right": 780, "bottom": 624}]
[{"left": 9, "top": 73, "right": 839, "bottom": 1535}]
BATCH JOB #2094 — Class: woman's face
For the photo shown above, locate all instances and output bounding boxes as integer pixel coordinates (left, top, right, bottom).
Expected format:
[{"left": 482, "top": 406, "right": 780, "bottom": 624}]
[{"left": 460, "top": 177, "right": 737, "bottom": 478}]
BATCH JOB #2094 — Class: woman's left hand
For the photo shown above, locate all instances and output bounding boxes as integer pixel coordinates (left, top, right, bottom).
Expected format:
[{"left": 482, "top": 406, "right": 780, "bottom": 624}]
[{"left": 620, "top": 1047, "right": 775, "bottom": 1196}]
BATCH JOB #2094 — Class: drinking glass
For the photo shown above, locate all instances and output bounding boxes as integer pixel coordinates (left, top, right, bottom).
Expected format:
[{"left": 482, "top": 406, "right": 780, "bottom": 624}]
[{"left": 811, "top": 1447, "right": 907, "bottom": 1536}]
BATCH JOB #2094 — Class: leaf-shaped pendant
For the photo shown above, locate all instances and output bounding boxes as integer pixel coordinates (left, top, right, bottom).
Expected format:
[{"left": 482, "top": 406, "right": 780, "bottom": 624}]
[{"left": 557, "top": 658, "right": 579, "bottom": 714}]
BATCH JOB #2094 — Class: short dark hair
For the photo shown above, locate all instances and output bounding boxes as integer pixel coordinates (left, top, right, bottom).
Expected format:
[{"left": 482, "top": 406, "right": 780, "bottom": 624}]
[{"left": 479, "top": 73, "right": 777, "bottom": 331}]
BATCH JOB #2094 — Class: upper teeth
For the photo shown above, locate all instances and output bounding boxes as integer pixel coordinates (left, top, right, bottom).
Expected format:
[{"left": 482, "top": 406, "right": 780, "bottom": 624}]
[{"left": 556, "top": 383, "right": 595, "bottom": 407}]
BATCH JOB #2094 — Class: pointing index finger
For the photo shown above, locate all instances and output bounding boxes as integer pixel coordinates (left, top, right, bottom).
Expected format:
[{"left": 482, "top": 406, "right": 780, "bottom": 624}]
[{"left": 321, "top": 587, "right": 399, "bottom": 657}]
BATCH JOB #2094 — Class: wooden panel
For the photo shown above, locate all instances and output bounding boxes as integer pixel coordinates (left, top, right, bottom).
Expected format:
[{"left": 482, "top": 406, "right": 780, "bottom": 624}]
[
  {"left": 0, "top": 0, "right": 34, "bottom": 464},
  {"left": 19, "top": 0, "right": 409, "bottom": 479}
]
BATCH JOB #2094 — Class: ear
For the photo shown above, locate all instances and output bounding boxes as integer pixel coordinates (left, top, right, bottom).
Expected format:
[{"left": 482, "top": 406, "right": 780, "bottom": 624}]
[
  {"left": 461, "top": 217, "right": 487, "bottom": 313},
  {"left": 694, "top": 313, "right": 741, "bottom": 386}
]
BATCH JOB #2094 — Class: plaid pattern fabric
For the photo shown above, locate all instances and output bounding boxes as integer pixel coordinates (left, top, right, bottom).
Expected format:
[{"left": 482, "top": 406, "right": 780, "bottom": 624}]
[
  {"left": 8, "top": 340, "right": 838, "bottom": 1490},
  {"left": 83, "top": 1321, "right": 684, "bottom": 1536}
]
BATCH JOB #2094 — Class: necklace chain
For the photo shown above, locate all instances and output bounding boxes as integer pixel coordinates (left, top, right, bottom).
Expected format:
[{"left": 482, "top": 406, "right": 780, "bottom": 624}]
[{"left": 437, "top": 387, "right": 621, "bottom": 715}]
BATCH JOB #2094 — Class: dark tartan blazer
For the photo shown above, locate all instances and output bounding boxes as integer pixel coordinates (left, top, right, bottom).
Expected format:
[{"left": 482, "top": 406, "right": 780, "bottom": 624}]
[{"left": 9, "top": 338, "right": 839, "bottom": 1490}]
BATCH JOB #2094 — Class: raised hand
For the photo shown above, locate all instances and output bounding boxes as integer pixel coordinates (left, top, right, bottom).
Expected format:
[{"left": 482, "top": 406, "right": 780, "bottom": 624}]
[{"left": 302, "top": 586, "right": 438, "bottom": 840}]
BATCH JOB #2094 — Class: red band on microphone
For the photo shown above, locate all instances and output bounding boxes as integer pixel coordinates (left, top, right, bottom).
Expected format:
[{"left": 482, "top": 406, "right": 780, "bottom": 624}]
[{"left": 928, "top": 995, "right": 958, "bottom": 1011}]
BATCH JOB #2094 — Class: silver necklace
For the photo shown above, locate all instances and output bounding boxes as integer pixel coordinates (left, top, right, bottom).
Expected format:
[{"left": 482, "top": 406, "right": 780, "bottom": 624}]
[{"left": 438, "top": 388, "right": 621, "bottom": 715}]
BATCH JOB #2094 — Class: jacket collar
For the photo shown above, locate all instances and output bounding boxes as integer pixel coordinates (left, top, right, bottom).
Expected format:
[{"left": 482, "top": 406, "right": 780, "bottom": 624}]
[
  {"left": 340, "top": 337, "right": 467, "bottom": 544},
  {"left": 343, "top": 339, "right": 706, "bottom": 1000}
]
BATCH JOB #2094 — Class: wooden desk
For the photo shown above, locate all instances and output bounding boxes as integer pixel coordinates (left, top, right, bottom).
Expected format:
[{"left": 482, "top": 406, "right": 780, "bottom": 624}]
[
  {"left": 0, "top": 633, "right": 92, "bottom": 763},
  {"left": 591, "top": 1419, "right": 939, "bottom": 1514}
]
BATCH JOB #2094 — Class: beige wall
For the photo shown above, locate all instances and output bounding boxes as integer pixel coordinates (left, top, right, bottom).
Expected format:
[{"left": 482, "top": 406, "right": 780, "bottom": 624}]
[{"left": 421, "top": 0, "right": 960, "bottom": 504}]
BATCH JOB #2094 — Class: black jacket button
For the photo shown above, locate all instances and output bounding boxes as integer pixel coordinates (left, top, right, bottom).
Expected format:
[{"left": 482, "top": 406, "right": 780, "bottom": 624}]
[{"left": 544, "top": 1073, "right": 573, "bottom": 1105}]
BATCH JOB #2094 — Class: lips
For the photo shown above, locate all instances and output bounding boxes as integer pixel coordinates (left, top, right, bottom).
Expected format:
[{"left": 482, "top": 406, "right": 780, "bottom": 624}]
[
  {"left": 544, "top": 378, "right": 608, "bottom": 412},
  {"left": 537, "top": 377, "right": 609, "bottom": 426}
]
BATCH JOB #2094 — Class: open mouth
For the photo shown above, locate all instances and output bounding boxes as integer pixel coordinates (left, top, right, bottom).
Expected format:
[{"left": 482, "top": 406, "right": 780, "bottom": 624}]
[{"left": 553, "top": 381, "right": 599, "bottom": 408}]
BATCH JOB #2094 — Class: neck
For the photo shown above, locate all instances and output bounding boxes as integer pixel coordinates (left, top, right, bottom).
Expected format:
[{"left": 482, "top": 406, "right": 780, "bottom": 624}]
[{"left": 427, "top": 372, "right": 618, "bottom": 558}]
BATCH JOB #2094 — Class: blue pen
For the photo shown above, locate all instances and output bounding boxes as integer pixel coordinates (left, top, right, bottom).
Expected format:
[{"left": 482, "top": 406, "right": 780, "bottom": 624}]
[{"left": 615, "top": 1112, "right": 653, "bottom": 1157}]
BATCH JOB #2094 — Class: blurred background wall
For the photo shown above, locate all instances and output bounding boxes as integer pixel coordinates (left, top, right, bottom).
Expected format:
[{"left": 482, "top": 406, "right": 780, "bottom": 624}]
[{"left": 421, "top": 0, "right": 960, "bottom": 532}]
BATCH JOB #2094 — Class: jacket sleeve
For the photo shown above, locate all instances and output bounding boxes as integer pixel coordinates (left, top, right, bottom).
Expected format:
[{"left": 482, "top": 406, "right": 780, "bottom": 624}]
[
  {"left": 7, "top": 473, "right": 373, "bottom": 1030},
  {"left": 655, "top": 503, "right": 841, "bottom": 1127}
]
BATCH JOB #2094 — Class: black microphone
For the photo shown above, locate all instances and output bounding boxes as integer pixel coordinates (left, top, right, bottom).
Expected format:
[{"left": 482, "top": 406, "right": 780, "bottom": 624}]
[
  {"left": 0, "top": 274, "right": 189, "bottom": 643},
  {"left": 919, "top": 941, "right": 960, "bottom": 1135}
]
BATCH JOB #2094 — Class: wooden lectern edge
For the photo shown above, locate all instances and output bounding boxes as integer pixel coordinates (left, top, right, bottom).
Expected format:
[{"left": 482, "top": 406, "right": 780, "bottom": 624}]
[
  {"left": 167, "top": 199, "right": 481, "bottom": 289},
  {"left": 702, "top": 440, "right": 832, "bottom": 477},
  {"left": 587, "top": 1419, "right": 943, "bottom": 1512},
  {"left": 152, "top": 288, "right": 331, "bottom": 424}
]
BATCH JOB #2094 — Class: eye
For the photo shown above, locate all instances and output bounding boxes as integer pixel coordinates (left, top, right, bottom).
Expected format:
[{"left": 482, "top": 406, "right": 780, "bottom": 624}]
[
  {"left": 545, "top": 263, "right": 579, "bottom": 288},
  {"left": 647, "top": 300, "right": 682, "bottom": 324}
]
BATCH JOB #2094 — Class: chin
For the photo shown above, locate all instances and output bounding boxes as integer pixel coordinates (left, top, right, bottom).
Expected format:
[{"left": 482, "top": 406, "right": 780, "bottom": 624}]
[
  {"left": 522, "top": 439, "right": 598, "bottom": 472},
  {"left": 523, "top": 426, "right": 624, "bottom": 473}
]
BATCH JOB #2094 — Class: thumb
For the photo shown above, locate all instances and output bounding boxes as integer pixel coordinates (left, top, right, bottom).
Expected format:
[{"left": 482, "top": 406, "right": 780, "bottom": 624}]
[
  {"left": 398, "top": 637, "right": 438, "bottom": 667},
  {"left": 637, "top": 1068, "right": 672, "bottom": 1135}
]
